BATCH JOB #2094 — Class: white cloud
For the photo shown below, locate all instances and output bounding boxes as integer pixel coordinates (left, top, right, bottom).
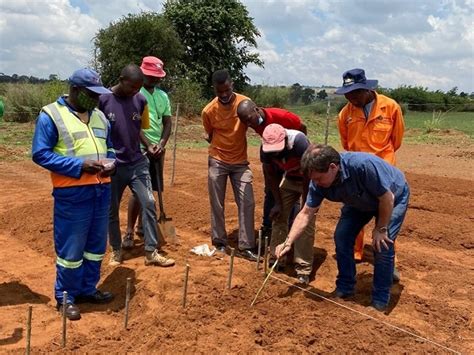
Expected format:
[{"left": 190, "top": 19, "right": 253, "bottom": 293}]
[
  {"left": 245, "top": 0, "right": 474, "bottom": 91},
  {"left": 0, "top": 0, "right": 100, "bottom": 78},
  {"left": 0, "top": 0, "right": 472, "bottom": 91}
]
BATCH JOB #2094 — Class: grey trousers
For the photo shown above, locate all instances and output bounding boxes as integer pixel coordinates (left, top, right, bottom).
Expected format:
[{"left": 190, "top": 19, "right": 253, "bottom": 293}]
[
  {"left": 109, "top": 158, "right": 160, "bottom": 252},
  {"left": 208, "top": 157, "right": 256, "bottom": 250}
]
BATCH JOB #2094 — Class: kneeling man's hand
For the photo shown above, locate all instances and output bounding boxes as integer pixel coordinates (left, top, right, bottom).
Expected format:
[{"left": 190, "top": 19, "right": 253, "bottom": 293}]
[
  {"left": 275, "top": 241, "right": 292, "bottom": 259},
  {"left": 372, "top": 228, "right": 393, "bottom": 253}
]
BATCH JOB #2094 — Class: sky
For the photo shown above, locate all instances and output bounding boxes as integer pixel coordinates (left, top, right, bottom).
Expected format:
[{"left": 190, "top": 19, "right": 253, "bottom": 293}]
[{"left": 0, "top": 0, "right": 473, "bottom": 92}]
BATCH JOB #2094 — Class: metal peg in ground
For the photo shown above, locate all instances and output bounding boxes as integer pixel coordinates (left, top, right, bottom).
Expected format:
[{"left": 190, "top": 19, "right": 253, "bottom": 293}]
[
  {"left": 227, "top": 248, "right": 236, "bottom": 289},
  {"left": 124, "top": 277, "right": 132, "bottom": 329},
  {"left": 26, "top": 305, "right": 32, "bottom": 355},
  {"left": 61, "top": 291, "right": 67, "bottom": 348},
  {"left": 182, "top": 264, "right": 190, "bottom": 308}
]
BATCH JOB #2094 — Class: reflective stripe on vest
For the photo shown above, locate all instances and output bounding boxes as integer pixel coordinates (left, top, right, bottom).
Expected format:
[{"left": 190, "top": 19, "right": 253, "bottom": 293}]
[
  {"left": 56, "top": 256, "right": 83, "bottom": 269},
  {"left": 83, "top": 251, "right": 104, "bottom": 262},
  {"left": 41, "top": 102, "right": 112, "bottom": 187}
]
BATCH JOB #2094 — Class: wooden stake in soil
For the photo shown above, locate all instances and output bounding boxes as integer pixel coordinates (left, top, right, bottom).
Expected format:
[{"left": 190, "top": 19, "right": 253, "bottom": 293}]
[
  {"left": 26, "top": 305, "right": 32, "bottom": 355},
  {"left": 182, "top": 264, "right": 190, "bottom": 308},
  {"left": 227, "top": 248, "right": 236, "bottom": 289},
  {"left": 251, "top": 259, "right": 279, "bottom": 307},
  {"left": 124, "top": 277, "right": 132, "bottom": 329},
  {"left": 61, "top": 291, "right": 67, "bottom": 348},
  {"left": 256, "top": 230, "right": 262, "bottom": 271},
  {"left": 263, "top": 236, "right": 269, "bottom": 275},
  {"left": 170, "top": 103, "right": 180, "bottom": 187},
  {"left": 324, "top": 99, "right": 331, "bottom": 145}
]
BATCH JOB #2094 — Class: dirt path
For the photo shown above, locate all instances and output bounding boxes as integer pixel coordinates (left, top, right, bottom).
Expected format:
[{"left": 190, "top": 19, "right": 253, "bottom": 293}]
[{"left": 0, "top": 143, "right": 473, "bottom": 353}]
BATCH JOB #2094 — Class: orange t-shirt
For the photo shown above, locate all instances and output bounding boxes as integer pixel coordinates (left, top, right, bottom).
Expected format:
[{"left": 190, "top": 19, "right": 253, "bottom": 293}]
[
  {"left": 202, "top": 93, "right": 249, "bottom": 164},
  {"left": 337, "top": 92, "right": 404, "bottom": 165}
]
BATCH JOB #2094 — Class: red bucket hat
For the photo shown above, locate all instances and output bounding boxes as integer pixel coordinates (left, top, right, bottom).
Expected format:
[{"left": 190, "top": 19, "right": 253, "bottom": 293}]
[{"left": 140, "top": 56, "right": 166, "bottom": 78}]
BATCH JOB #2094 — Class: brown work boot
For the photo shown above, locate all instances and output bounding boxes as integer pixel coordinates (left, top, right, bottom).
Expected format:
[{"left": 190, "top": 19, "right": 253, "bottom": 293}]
[
  {"left": 144, "top": 249, "right": 175, "bottom": 267},
  {"left": 109, "top": 249, "right": 122, "bottom": 266}
]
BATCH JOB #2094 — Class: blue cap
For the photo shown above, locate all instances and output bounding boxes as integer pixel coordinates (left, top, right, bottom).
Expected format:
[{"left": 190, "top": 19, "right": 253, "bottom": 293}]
[
  {"left": 335, "top": 68, "right": 378, "bottom": 95},
  {"left": 68, "top": 68, "right": 111, "bottom": 94}
]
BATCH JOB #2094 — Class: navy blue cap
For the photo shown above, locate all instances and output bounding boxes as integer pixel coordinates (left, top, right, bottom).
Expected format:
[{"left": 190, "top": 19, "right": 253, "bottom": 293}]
[
  {"left": 335, "top": 68, "right": 378, "bottom": 95},
  {"left": 68, "top": 68, "right": 111, "bottom": 94}
]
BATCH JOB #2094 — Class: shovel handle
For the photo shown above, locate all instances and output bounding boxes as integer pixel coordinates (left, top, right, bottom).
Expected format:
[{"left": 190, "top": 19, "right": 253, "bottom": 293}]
[{"left": 153, "top": 158, "right": 166, "bottom": 216}]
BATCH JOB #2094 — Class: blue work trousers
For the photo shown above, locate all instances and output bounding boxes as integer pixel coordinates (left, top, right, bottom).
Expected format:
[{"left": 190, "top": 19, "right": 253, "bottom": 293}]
[
  {"left": 334, "top": 184, "right": 410, "bottom": 305},
  {"left": 53, "top": 184, "right": 111, "bottom": 304}
]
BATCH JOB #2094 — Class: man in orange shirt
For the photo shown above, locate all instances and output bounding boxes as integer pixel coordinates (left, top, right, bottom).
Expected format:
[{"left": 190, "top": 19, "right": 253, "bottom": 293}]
[
  {"left": 202, "top": 70, "right": 258, "bottom": 261},
  {"left": 336, "top": 68, "right": 404, "bottom": 281}
]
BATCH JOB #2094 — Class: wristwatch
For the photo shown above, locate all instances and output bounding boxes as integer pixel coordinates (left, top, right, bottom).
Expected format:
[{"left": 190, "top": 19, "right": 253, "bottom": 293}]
[{"left": 377, "top": 226, "right": 388, "bottom": 233}]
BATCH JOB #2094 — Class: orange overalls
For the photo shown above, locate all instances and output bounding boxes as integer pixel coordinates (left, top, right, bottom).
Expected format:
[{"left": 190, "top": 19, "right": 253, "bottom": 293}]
[{"left": 337, "top": 92, "right": 405, "bottom": 260}]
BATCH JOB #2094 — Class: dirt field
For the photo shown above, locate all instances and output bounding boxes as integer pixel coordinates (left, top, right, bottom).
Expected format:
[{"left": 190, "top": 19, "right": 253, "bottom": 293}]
[{"left": 0, "top": 143, "right": 473, "bottom": 353}]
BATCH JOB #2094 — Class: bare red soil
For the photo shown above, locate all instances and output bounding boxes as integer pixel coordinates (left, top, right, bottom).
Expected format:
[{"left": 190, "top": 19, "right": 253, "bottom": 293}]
[{"left": 0, "top": 143, "right": 473, "bottom": 353}]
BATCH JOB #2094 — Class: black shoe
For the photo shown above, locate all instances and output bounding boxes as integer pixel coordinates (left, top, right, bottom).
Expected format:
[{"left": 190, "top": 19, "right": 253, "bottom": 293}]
[
  {"left": 237, "top": 249, "right": 259, "bottom": 262},
  {"left": 75, "top": 290, "right": 114, "bottom": 304},
  {"left": 214, "top": 244, "right": 227, "bottom": 254},
  {"left": 56, "top": 303, "right": 81, "bottom": 321},
  {"left": 371, "top": 301, "right": 388, "bottom": 312},
  {"left": 331, "top": 289, "right": 355, "bottom": 299}
]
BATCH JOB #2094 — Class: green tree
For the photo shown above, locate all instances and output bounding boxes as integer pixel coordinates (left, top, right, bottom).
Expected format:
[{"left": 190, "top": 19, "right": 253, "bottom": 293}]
[
  {"left": 301, "top": 87, "right": 315, "bottom": 105},
  {"left": 289, "top": 83, "right": 302, "bottom": 104},
  {"left": 446, "top": 86, "right": 458, "bottom": 96},
  {"left": 93, "top": 12, "right": 184, "bottom": 86},
  {"left": 316, "top": 89, "right": 328, "bottom": 100},
  {"left": 49, "top": 74, "right": 60, "bottom": 81},
  {"left": 163, "top": 0, "right": 263, "bottom": 97}
]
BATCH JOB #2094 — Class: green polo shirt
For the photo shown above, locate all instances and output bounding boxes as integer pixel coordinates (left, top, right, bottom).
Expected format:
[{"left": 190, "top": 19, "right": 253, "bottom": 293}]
[
  {"left": 0, "top": 97, "right": 4, "bottom": 119},
  {"left": 140, "top": 87, "right": 171, "bottom": 144}
]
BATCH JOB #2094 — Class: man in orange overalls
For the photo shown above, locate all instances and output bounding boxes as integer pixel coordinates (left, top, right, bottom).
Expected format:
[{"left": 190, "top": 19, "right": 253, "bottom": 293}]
[{"left": 336, "top": 68, "right": 405, "bottom": 281}]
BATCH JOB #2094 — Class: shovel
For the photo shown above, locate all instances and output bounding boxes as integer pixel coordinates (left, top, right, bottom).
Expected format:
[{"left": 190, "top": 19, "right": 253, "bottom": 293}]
[{"left": 154, "top": 157, "right": 177, "bottom": 244}]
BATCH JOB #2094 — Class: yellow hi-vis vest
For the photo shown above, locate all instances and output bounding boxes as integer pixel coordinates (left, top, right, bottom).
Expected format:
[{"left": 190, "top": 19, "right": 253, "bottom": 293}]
[{"left": 41, "top": 102, "right": 113, "bottom": 188}]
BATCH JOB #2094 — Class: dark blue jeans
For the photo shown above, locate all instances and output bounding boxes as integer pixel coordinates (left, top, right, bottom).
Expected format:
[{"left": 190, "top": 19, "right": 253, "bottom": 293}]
[
  {"left": 334, "top": 184, "right": 410, "bottom": 305},
  {"left": 109, "top": 158, "right": 160, "bottom": 252}
]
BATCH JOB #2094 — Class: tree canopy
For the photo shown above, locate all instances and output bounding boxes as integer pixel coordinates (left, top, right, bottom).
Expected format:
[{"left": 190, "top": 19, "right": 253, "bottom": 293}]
[
  {"left": 163, "top": 0, "right": 263, "bottom": 97},
  {"left": 93, "top": 12, "right": 184, "bottom": 86}
]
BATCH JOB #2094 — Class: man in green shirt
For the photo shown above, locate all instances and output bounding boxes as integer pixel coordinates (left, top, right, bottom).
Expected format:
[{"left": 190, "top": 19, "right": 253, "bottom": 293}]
[{"left": 123, "top": 56, "right": 172, "bottom": 248}]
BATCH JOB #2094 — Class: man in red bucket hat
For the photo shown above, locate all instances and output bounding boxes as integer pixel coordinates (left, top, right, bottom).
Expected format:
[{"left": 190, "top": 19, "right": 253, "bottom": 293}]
[{"left": 122, "top": 56, "right": 173, "bottom": 248}]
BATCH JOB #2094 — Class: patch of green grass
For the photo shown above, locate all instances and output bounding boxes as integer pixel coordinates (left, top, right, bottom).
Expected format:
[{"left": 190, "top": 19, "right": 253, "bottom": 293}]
[
  {"left": 1, "top": 106, "right": 472, "bottom": 162},
  {"left": 0, "top": 121, "right": 35, "bottom": 146},
  {"left": 0, "top": 121, "right": 34, "bottom": 160},
  {"left": 405, "top": 111, "right": 474, "bottom": 137},
  {"left": 288, "top": 105, "right": 474, "bottom": 145}
]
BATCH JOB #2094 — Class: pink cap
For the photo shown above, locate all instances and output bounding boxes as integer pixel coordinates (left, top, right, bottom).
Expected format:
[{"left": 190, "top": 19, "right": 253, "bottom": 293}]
[
  {"left": 140, "top": 56, "right": 166, "bottom": 78},
  {"left": 262, "top": 124, "right": 286, "bottom": 153}
]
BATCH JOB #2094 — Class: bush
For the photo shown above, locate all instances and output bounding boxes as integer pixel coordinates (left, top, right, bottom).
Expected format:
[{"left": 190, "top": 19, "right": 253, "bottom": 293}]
[
  {"left": 459, "top": 102, "right": 474, "bottom": 112},
  {"left": 311, "top": 102, "right": 328, "bottom": 115},
  {"left": 242, "top": 85, "right": 289, "bottom": 107},
  {"left": 423, "top": 111, "right": 446, "bottom": 133},
  {"left": 1, "top": 82, "right": 68, "bottom": 122},
  {"left": 168, "top": 79, "right": 207, "bottom": 117}
]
